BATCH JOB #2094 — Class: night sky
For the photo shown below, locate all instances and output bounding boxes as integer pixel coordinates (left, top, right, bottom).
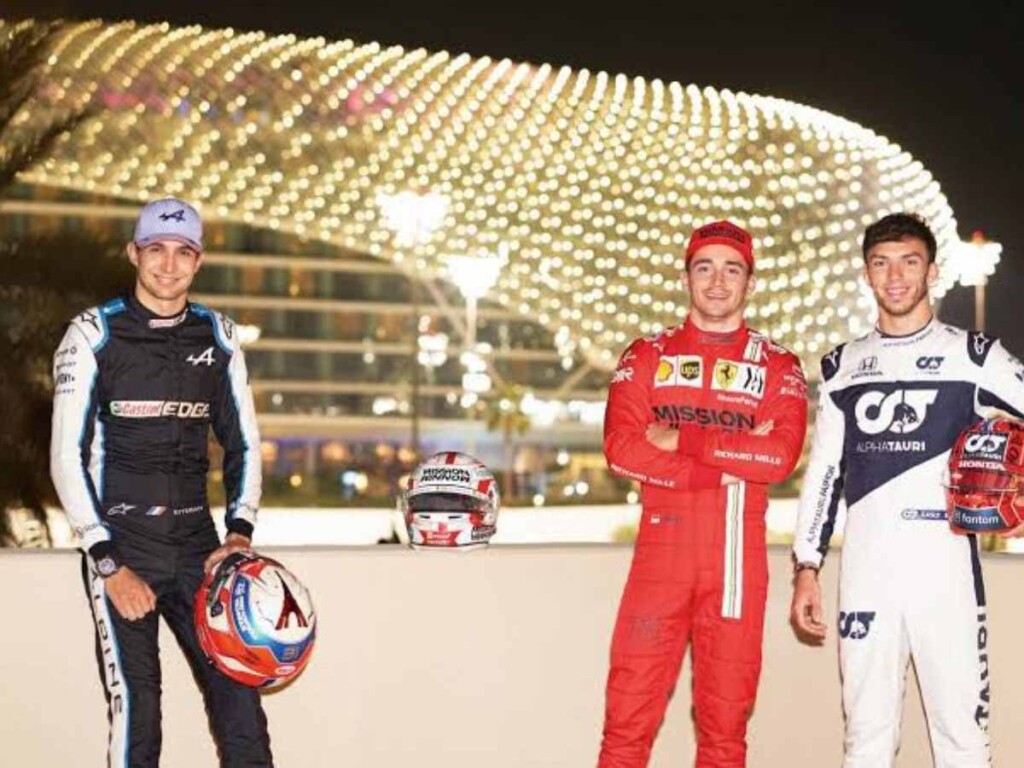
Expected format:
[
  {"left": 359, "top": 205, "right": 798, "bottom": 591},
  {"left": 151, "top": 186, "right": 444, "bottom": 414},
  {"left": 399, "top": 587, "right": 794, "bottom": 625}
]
[{"left": 7, "top": 0, "right": 1023, "bottom": 354}]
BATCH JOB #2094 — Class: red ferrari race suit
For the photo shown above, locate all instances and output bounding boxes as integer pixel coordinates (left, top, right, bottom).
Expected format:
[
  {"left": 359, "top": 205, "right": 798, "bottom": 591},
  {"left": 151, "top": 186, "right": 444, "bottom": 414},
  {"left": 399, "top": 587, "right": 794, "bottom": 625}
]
[{"left": 598, "top": 318, "right": 808, "bottom": 768}]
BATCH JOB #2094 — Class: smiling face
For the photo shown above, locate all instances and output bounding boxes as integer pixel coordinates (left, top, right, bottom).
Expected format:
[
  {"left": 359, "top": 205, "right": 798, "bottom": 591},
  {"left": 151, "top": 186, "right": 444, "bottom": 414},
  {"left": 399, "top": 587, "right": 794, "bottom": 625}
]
[
  {"left": 683, "top": 243, "right": 755, "bottom": 331},
  {"left": 863, "top": 236, "right": 936, "bottom": 325},
  {"left": 128, "top": 238, "right": 203, "bottom": 314}
]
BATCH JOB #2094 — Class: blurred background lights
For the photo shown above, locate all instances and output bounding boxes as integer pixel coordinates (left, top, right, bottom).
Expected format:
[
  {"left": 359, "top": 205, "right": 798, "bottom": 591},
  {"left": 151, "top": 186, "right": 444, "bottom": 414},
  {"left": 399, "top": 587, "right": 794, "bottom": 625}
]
[{"left": 11, "top": 19, "right": 961, "bottom": 375}]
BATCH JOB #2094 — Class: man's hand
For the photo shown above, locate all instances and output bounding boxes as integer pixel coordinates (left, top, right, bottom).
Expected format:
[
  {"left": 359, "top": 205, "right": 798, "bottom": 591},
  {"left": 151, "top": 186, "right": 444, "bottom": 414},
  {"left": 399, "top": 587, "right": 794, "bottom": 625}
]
[
  {"left": 204, "top": 532, "right": 253, "bottom": 574},
  {"left": 105, "top": 566, "right": 157, "bottom": 621},
  {"left": 790, "top": 568, "right": 828, "bottom": 645},
  {"left": 645, "top": 423, "right": 680, "bottom": 452}
]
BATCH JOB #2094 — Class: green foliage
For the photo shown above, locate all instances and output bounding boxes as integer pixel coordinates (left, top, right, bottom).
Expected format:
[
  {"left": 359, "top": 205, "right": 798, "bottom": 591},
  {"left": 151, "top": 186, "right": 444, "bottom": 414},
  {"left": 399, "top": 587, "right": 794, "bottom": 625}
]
[
  {"left": 610, "top": 523, "right": 637, "bottom": 544},
  {"left": 0, "top": 233, "right": 132, "bottom": 543},
  {"left": 0, "top": 21, "right": 95, "bottom": 192},
  {"left": 481, "top": 384, "right": 532, "bottom": 500},
  {"left": 0, "top": 21, "right": 103, "bottom": 545}
]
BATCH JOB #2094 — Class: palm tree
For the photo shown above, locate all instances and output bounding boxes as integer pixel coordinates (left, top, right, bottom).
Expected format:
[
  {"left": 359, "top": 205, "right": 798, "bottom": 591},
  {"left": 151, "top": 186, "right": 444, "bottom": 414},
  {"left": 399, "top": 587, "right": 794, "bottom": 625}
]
[
  {"left": 0, "top": 20, "right": 120, "bottom": 546},
  {"left": 0, "top": 232, "right": 133, "bottom": 546},
  {"left": 483, "top": 384, "right": 532, "bottom": 502},
  {"left": 0, "top": 21, "right": 92, "bottom": 191}
]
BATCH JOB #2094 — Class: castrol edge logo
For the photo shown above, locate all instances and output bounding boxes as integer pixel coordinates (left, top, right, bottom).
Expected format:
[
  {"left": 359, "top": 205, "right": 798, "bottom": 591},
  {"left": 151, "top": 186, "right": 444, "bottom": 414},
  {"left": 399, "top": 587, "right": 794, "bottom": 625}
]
[{"left": 111, "top": 400, "right": 211, "bottom": 419}]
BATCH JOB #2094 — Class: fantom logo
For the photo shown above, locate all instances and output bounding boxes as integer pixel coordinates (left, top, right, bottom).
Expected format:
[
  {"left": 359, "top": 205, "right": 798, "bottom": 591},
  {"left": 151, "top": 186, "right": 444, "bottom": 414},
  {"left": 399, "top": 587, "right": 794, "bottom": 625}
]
[{"left": 854, "top": 390, "right": 937, "bottom": 435}]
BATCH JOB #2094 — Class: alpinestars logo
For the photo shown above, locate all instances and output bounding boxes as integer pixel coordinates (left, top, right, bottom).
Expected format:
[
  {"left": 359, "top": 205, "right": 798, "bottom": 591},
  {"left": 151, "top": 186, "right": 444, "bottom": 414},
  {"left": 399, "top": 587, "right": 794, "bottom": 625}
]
[
  {"left": 838, "top": 611, "right": 876, "bottom": 640},
  {"left": 855, "top": 390, "right": 937, "bottom": 435},
  {"left": 77, "top": 309, "right": 100, "bottom": 333},
  {"left": 611, "top": 367, "right": 634, "bottom": 384},
  {"left": 159, "top": 209, "right": 186, "bottom": 222},
  {"left": 973, "top": 334, "right": 992, "bottom": 358}
]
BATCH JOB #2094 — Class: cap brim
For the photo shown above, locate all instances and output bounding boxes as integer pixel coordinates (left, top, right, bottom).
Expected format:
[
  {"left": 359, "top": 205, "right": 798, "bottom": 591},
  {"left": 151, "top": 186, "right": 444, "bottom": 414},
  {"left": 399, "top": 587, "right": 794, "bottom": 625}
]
[{"left": 135, "top": 234, "right": 203, "bottom": 251}]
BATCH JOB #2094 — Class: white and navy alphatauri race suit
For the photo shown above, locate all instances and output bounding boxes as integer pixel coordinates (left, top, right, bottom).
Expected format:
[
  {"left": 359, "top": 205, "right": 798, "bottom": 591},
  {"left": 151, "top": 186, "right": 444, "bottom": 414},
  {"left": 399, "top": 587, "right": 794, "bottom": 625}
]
[
  {"left": 50, "top": 293, "right": 271, "bottom": 767},
  {"left": 794, "top": 319, "right": 1024, "bottom": 768}
]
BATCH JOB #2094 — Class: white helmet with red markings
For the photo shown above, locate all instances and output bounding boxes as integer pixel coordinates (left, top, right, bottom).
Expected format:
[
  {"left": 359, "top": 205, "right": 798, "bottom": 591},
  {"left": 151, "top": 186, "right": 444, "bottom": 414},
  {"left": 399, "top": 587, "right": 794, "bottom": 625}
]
[{"left": 403, "top": 451, "right": 501, "bottom": 550}]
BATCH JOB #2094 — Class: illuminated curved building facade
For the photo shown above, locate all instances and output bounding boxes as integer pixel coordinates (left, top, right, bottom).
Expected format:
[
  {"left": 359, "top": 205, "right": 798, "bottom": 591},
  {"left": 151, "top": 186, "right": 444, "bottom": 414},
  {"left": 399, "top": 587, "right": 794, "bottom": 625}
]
[{"left": 1, "top": 19, "right": 960, "bottom": 502}]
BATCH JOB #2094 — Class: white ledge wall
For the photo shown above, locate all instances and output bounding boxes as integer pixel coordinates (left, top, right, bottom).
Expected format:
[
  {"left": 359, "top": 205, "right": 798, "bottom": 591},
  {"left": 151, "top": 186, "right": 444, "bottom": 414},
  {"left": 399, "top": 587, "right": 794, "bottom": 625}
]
[{"left": 1, "top": 546, "right": 1019, "bottom": 767}]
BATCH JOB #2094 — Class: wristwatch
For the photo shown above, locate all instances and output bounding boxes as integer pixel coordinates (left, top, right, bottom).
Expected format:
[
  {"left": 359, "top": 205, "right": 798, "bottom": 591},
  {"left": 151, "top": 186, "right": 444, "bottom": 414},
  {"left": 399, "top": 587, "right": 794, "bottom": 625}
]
[{"left": 96, "top": 556, "right": 120, "bottom": 577}]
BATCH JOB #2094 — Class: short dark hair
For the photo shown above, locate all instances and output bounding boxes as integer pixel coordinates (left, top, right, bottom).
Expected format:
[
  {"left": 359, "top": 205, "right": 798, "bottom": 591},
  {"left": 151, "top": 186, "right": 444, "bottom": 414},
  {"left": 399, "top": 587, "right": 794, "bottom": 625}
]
[{"left": 862, "top": 212, "right": 937, "bottom": 263}]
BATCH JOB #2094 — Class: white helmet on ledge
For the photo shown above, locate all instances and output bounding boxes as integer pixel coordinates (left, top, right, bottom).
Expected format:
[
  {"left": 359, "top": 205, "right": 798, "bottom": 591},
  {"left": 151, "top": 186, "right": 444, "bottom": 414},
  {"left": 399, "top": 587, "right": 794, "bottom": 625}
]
[{"left": 403, "top": 452, "right": 501, "bottom": 550}]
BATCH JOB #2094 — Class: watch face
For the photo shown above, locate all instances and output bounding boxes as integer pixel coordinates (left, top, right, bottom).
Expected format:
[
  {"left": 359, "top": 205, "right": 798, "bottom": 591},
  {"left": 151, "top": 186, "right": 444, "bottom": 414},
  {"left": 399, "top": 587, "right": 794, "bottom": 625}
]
[{"left": 97, "top": 557, "right": 118, "bottom": 577}]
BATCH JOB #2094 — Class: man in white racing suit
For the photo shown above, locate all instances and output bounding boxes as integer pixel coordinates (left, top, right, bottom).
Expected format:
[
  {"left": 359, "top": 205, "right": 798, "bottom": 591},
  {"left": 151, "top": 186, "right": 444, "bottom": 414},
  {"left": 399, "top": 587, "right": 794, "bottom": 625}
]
[{"left": 790, "top": 212, "right": 1024, "bottom": 767}]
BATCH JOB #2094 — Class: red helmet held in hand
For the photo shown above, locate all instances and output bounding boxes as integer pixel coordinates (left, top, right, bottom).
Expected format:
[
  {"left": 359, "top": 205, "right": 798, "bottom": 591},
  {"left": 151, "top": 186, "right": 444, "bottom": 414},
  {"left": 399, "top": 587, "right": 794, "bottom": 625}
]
[
  {"left": 945, "top": 417, "right": 1024, "bottom": 534},
  {"left": 194, "top": 552, "right": 316, "bottom": 688}
]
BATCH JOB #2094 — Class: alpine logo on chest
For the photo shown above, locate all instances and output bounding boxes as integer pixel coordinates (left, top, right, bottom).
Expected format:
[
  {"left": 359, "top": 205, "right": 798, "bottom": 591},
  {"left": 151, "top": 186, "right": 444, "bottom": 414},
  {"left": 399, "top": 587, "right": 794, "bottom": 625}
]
[{"left": 187, "top": 346, "right": 216, "bottom": 367}]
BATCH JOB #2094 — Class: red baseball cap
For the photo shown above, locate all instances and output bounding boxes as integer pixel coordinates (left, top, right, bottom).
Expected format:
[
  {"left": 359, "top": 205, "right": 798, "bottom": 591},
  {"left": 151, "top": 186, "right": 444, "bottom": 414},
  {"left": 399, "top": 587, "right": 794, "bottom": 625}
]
[{"left": 685, "top": 220, "right": 754, "bottom": 270}]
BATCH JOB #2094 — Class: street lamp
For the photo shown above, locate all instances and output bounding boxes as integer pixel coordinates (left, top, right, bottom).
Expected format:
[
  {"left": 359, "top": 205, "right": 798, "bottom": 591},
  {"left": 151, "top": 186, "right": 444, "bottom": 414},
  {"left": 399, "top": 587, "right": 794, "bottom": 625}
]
[
  {"left": 377, "top": 191, "right": 449, "bottom": 248},
  {"left": 447, "top": 249, "right": 504, "bottom": 350},
  {"left": 946, "top": 231, "right": 1005, "bottom": 554},
  {"left": 378, "top": 190, "right": 450, "bottom": 459},
  {"left": 447, "top": 248, "right": 506, "bottom": 454},
  {"left": 236, "top": 324, "right": 262, "bottom": 346},
  {"left": 947, "top": 231, "right": 1002, "bottom": 332}
]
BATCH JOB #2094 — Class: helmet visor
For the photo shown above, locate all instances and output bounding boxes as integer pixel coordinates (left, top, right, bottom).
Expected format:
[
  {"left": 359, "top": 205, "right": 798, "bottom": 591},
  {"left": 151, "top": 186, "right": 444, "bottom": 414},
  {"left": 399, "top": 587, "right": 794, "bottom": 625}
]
[
  {"left": 407, "top": 492, "right": 489, "bottom": 514},
  {"left": 948, "top": 467, "right": 1017, "bottom": 493}
]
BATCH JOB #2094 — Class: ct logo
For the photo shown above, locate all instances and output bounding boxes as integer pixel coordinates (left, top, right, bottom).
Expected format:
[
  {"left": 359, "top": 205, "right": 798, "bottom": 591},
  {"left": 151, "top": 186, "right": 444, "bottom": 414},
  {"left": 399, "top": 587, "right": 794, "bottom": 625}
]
[
  {"left": 854, "top": 390, "right": 938, "bottom": 435},
  {"left": 964, "top": 434, "right": 1007, "bottom": 454},
  {"left": 915, "top": 356, "right": 944, "bottom": 371},
  {"left": 839, "top": 611, "right": 877, "bottom": 640}
]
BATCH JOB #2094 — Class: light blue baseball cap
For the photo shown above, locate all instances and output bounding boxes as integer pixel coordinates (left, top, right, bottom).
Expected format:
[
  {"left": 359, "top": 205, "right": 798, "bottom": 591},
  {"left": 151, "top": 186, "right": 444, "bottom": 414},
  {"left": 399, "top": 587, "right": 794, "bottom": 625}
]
[{"left": 133, "top": 197, "right": 203, "bottom": 251}]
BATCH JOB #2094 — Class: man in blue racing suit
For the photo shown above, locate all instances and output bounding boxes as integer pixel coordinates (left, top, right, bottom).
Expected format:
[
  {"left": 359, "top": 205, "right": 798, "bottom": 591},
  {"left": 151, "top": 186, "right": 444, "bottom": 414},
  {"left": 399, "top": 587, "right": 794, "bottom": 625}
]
[{"left": 50, "top": 197, "right": 273, "bottom": 767}]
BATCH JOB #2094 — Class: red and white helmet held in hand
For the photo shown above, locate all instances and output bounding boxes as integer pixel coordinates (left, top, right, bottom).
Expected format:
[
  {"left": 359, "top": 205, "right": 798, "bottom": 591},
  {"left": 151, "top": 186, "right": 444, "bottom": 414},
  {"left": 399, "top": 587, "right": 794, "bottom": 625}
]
[
  {"left": 194, "top": 552, "right": 317, "bottom": 688},
  {"left": 945, "top": 417, "right": 1024, "bottom": 535},
  {"left": 403, "top": 451, "right": 501, "bottom": 550}
]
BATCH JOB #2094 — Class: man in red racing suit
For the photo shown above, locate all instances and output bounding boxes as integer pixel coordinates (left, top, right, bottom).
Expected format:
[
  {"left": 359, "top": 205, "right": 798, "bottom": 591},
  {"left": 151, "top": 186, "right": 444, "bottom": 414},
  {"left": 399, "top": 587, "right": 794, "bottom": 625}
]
[{"left": 598, "top": 221, "right": 808, "bottom": 767}]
